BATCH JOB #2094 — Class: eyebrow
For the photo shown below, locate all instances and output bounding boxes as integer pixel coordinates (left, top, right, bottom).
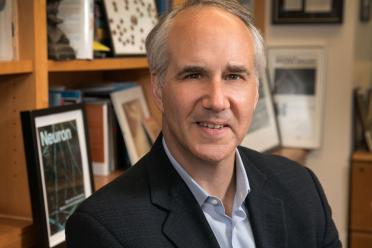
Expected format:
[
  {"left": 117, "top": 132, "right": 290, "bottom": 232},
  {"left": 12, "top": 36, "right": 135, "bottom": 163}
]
[
  {"left": 175, "top": 64, "right": 251, "bottom": 79},
  {"left": 225, "top": 64, "right": 250, "bottom": 75},
  {"left": 176, "top": 65, "right": 208, "bottom": 78}
]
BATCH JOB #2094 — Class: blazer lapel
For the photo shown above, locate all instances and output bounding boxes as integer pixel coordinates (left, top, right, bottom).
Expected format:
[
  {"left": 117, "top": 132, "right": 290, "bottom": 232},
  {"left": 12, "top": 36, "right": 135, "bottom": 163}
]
[
  {"left": 240, "top": 148, "right": 288, "bottom": 248},
  {"left": 162, "top": 181, "right": 220, "bottom": 248},
  {"left": 145, "top": 136, "right": 220, "bottom": 248},
  {"left": 245, "top": 192, "right": 287, "bottom": 248}
]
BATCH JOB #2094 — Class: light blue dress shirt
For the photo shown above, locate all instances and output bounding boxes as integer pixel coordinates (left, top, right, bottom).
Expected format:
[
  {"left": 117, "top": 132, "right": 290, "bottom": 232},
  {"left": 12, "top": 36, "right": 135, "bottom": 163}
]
[{"left": 162, "top": 139, "right": 256, "bottom": 248}]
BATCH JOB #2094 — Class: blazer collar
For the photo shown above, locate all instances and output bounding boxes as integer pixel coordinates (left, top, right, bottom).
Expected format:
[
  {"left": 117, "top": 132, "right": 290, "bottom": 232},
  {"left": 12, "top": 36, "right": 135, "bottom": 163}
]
[
  {"left": 239, "top": 147, "right": 288, "bottom": 248},
  {"left": 145, "top": 135, "right": 220, "bottom": 248},
  {"left": 144, "top": 137, "right": 287, "bottom": 248}
]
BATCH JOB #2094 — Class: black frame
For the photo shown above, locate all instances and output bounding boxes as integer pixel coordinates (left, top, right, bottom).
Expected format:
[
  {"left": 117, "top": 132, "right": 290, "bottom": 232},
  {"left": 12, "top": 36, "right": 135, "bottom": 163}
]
[
  {"left": 360, "top": 0, "right": 371, "bottom": 22},
  {"left": 20, "top": 104, "right": 94, "bottom": 248},
  {"left": 272, "top": 0, "right": 344, "bottom": 24}
]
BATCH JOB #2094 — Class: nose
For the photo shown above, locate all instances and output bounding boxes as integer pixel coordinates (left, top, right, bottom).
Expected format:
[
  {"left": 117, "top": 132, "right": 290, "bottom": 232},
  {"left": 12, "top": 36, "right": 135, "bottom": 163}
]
[{"left": 201, "top": 79, "right": 230, "bottom": 112}]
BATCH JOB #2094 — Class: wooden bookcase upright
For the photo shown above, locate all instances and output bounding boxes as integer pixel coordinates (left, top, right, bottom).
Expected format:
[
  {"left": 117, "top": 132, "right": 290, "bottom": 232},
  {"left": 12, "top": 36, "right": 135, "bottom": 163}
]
[
  {"left": 0, "top": 1, "right": 269, "bottom": 247},
  {"left": 349, "top": 152, "right": 372, "bottom": 248}
]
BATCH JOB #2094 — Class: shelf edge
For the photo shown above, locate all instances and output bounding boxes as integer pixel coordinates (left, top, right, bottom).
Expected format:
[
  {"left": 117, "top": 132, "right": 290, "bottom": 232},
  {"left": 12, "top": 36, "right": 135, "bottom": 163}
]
[
  {"left": 48, "top": 58, "right": 149, "bottom": 72},
  {"left": 0, "top": 60, "right": 33, "bottom": 75}
]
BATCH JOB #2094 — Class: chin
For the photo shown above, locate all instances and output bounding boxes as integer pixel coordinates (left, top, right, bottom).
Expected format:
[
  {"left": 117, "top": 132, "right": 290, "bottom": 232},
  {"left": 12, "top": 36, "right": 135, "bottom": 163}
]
[{"left": 193, "top": 143, "right": 236, "bottom": 163}]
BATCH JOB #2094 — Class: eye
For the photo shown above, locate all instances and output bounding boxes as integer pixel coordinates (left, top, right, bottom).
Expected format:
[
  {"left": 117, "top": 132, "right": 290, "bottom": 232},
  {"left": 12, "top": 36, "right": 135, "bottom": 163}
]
[
  {"left": 225, "top": 74, "right": 243, "bottom": 80},
  {"left": 184, "top": 73, "right": 202, "bottom": 80}
]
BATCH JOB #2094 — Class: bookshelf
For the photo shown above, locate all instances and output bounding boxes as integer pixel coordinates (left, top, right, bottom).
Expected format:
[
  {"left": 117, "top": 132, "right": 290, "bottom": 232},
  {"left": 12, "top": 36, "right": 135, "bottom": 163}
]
[
  {"left": 0, "top": 0, "right": 270, "bottom": 247},
  {"left": 48, "top": 57, "right": 148, "bottom": 72},
  {"left": 349, "top": 151, "right": 372, "bottom": 247},
  {"left": 0, "top": 61, "right": 33, "bottom": 75}
]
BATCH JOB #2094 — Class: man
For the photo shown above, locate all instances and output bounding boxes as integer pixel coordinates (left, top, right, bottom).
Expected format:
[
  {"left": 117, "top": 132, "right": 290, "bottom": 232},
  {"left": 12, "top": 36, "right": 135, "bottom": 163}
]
[{"left": 66, "top": 0, "right": 341, "bottom": 247}]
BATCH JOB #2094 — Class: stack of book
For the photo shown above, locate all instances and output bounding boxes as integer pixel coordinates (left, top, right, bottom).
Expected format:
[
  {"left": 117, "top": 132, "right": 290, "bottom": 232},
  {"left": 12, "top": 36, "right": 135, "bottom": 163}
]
[{"left": 49, "top": 82, "right": 161, "bottom": 176}]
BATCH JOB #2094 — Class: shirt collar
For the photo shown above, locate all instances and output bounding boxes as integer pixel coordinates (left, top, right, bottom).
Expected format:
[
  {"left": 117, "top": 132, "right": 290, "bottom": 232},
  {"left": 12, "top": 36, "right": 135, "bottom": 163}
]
[{"left": 162, "top": 138, "right": 250, "bottom": 207}]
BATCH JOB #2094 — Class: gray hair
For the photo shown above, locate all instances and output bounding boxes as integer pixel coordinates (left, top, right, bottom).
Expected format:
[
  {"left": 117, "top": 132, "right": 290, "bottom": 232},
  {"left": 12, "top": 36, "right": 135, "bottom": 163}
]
[{"left": 145, "top": 0, "right": 266, "bottom": 85}]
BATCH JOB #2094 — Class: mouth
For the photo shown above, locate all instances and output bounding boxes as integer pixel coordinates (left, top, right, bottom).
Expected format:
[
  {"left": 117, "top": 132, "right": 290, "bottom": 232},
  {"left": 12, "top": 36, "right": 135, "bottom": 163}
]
[{"left": 196, "top": 121, "right": 228, "bottom": 129}]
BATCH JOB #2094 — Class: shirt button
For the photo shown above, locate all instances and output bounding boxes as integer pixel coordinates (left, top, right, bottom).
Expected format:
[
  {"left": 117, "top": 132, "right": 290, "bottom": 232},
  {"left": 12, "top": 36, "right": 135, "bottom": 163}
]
[{"left": 210, "top": 198, "right": 219, "bottom": 205}]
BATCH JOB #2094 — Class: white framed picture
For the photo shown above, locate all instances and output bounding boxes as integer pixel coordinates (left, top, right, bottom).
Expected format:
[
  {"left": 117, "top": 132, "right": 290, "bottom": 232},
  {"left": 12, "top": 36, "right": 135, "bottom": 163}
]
[
  {"left": 268, "top": 46, "right": 326, "bottom": 149},
  {"left": 111, "top": 85, "right": 152, "bottom": 165},
  {"left": 103, "top": 0, "right": 158, "bottom": 55},
  {"left": 241, "top": 70, "right": 281, "bottom": 152}
]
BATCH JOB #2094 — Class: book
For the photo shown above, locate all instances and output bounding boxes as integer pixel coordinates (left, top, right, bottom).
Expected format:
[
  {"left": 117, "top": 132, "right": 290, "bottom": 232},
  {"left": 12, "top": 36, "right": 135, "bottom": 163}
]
[
  {"left": 0, "top": 0, "right": 18, "bottom": 60},
  {"left": 58, "top": 0, "right": 94, "bottom": 59},
  {"left": 81, "top": 82, "right": 137, "bottom": 97},
  {"left": 81, "top": 82, "right": 137, "bottom": 169},
  {"left": 155, "top": 0, "right": 172, "bottom": 16},
  {"left": 93, "top": 0, "right": 111, "bottom": 58},
  {"left": 49, "top": 89, "right": 83, "bottom": 106},
  {"left": 85, "top": 99, "right": 115, "bottom": 175}
]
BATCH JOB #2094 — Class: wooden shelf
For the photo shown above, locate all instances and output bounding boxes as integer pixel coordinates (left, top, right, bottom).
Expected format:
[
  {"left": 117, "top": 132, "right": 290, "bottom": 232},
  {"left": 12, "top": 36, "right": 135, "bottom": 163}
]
[
  {"left": 48, "top": 57, "right": 149, "bottom": 72},
  {"left": 352, "top": 151, "right": 372, "bottom": 161},
  {"left": 272, "top": 147, "right": 309, "bottom": 165},
  {"left": 0, "top": 60, "right": 33, "bottom": 75},
  {"left": 0, "top": 217, "right": 35, "bottom": 248},
  {"left": 0, "top": 169, "right": 124, "bottom": 248},
  {"left": 94, "top": 169, "right": 125, "bottom": 191}
]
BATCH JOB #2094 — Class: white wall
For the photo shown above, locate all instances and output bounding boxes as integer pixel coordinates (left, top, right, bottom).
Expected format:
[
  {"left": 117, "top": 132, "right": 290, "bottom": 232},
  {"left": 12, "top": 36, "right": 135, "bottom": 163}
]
[{"left": 265, "top": 1, "right": 359, "bottom": 245}]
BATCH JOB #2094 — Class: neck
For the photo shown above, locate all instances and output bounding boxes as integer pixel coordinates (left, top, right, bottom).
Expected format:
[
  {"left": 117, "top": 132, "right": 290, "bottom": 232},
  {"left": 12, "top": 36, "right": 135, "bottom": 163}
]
[
  {"left": 163, "top": 135, "right": 237, "bottom": 215},
  {"left": 188, "top": 157, "right": 237, "bottom": 217}
]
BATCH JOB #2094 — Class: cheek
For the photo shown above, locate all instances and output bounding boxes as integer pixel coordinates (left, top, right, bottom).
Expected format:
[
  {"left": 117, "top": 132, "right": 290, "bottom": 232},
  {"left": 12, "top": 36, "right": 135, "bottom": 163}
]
[
  {"left": 162, "top": 87, "right": 192, "bottom": 120},
  {"left": 168, "top": 85, "right": 198, "bottom": 108},
  {"left": 232, "top": 86, "right": 258, "bottom": 121}
]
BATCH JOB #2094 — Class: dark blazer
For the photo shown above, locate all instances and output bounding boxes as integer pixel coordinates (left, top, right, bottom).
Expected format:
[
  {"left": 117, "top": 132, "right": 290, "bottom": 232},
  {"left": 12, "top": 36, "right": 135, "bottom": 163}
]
[{"left": 66, "top": 136, "right": 341, "bottom": 248}]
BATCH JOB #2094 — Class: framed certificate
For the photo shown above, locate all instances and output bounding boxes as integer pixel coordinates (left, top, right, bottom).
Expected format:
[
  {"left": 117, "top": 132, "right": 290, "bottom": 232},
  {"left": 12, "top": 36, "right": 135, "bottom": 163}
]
[
  {"left": 272, "top": 0, "right": 344, "bottom": 24},
  {"left": 268, "top": 46, "right": 326, "bottom": 149}
]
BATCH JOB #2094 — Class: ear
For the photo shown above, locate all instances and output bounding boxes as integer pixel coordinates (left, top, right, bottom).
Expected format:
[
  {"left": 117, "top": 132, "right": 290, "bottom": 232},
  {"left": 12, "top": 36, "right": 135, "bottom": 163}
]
[{"left": 151, "top": 73, "right": 164, "bottom": 112}]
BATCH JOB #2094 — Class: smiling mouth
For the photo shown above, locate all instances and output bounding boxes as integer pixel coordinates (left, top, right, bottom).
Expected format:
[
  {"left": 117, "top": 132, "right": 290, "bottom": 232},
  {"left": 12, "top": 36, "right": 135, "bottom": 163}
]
[{"left": 196, "top": 122, "right": 227, "bottom": 129}]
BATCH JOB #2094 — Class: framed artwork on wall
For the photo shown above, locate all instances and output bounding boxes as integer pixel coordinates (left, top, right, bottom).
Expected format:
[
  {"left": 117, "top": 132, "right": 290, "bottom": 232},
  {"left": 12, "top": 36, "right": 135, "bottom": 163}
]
[
  {"left": 241, "top": 70, "right": 281, "bottom": 152},
  {"left": 272, "top": 0, "right": 344, "bottom": 24},
  {"left": 268, "top": 46, "right": 326, "bottom": 149},
  {"left": 20, "top": 104, "right": 94, "bottom": 247}
]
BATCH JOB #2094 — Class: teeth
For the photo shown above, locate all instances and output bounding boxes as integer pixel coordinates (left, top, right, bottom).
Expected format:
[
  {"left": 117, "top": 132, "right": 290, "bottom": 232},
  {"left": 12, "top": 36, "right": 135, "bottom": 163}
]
[{"left": 198, "top": 122, "right": 224, "bottom": 129}]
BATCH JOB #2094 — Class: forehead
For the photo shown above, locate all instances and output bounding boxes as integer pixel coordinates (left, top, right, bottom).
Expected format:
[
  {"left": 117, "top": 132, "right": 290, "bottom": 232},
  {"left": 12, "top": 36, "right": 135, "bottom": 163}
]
[
  {"left": 169, "top": 5, "right": 251, "bottom": 37},
  {"left": 166, "top": 6, "right": 254, "bottom": 69}
]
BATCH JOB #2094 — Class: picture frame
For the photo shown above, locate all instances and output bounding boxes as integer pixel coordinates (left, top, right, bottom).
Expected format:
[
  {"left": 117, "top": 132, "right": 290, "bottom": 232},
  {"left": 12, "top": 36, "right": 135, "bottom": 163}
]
[
  {"left": 241, "top": 70, "right": 281, "bottom": 152},
  {"left": 272, "top": 0, "right": 344, "bottom": 24},
  {"left": 110, "top": 85, "right": 152, "bottom": 165},
  {"left": 360, "top": 0, "right": 371, "bottom": 22},
  {"left": 103, "top": 0, "right": 158, "bottom": 55},
  {"left": 267, "top": 46, "right": 326, "bottom": 149},
  {"left": 20, "top": 104, "right": 94, "bottom": 248}
]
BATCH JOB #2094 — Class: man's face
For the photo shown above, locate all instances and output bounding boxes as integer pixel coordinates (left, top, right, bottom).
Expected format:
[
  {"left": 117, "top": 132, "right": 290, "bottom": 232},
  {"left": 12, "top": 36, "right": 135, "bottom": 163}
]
[{"left": 153, "top": 6, "right": 258, "bottom": 165}]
